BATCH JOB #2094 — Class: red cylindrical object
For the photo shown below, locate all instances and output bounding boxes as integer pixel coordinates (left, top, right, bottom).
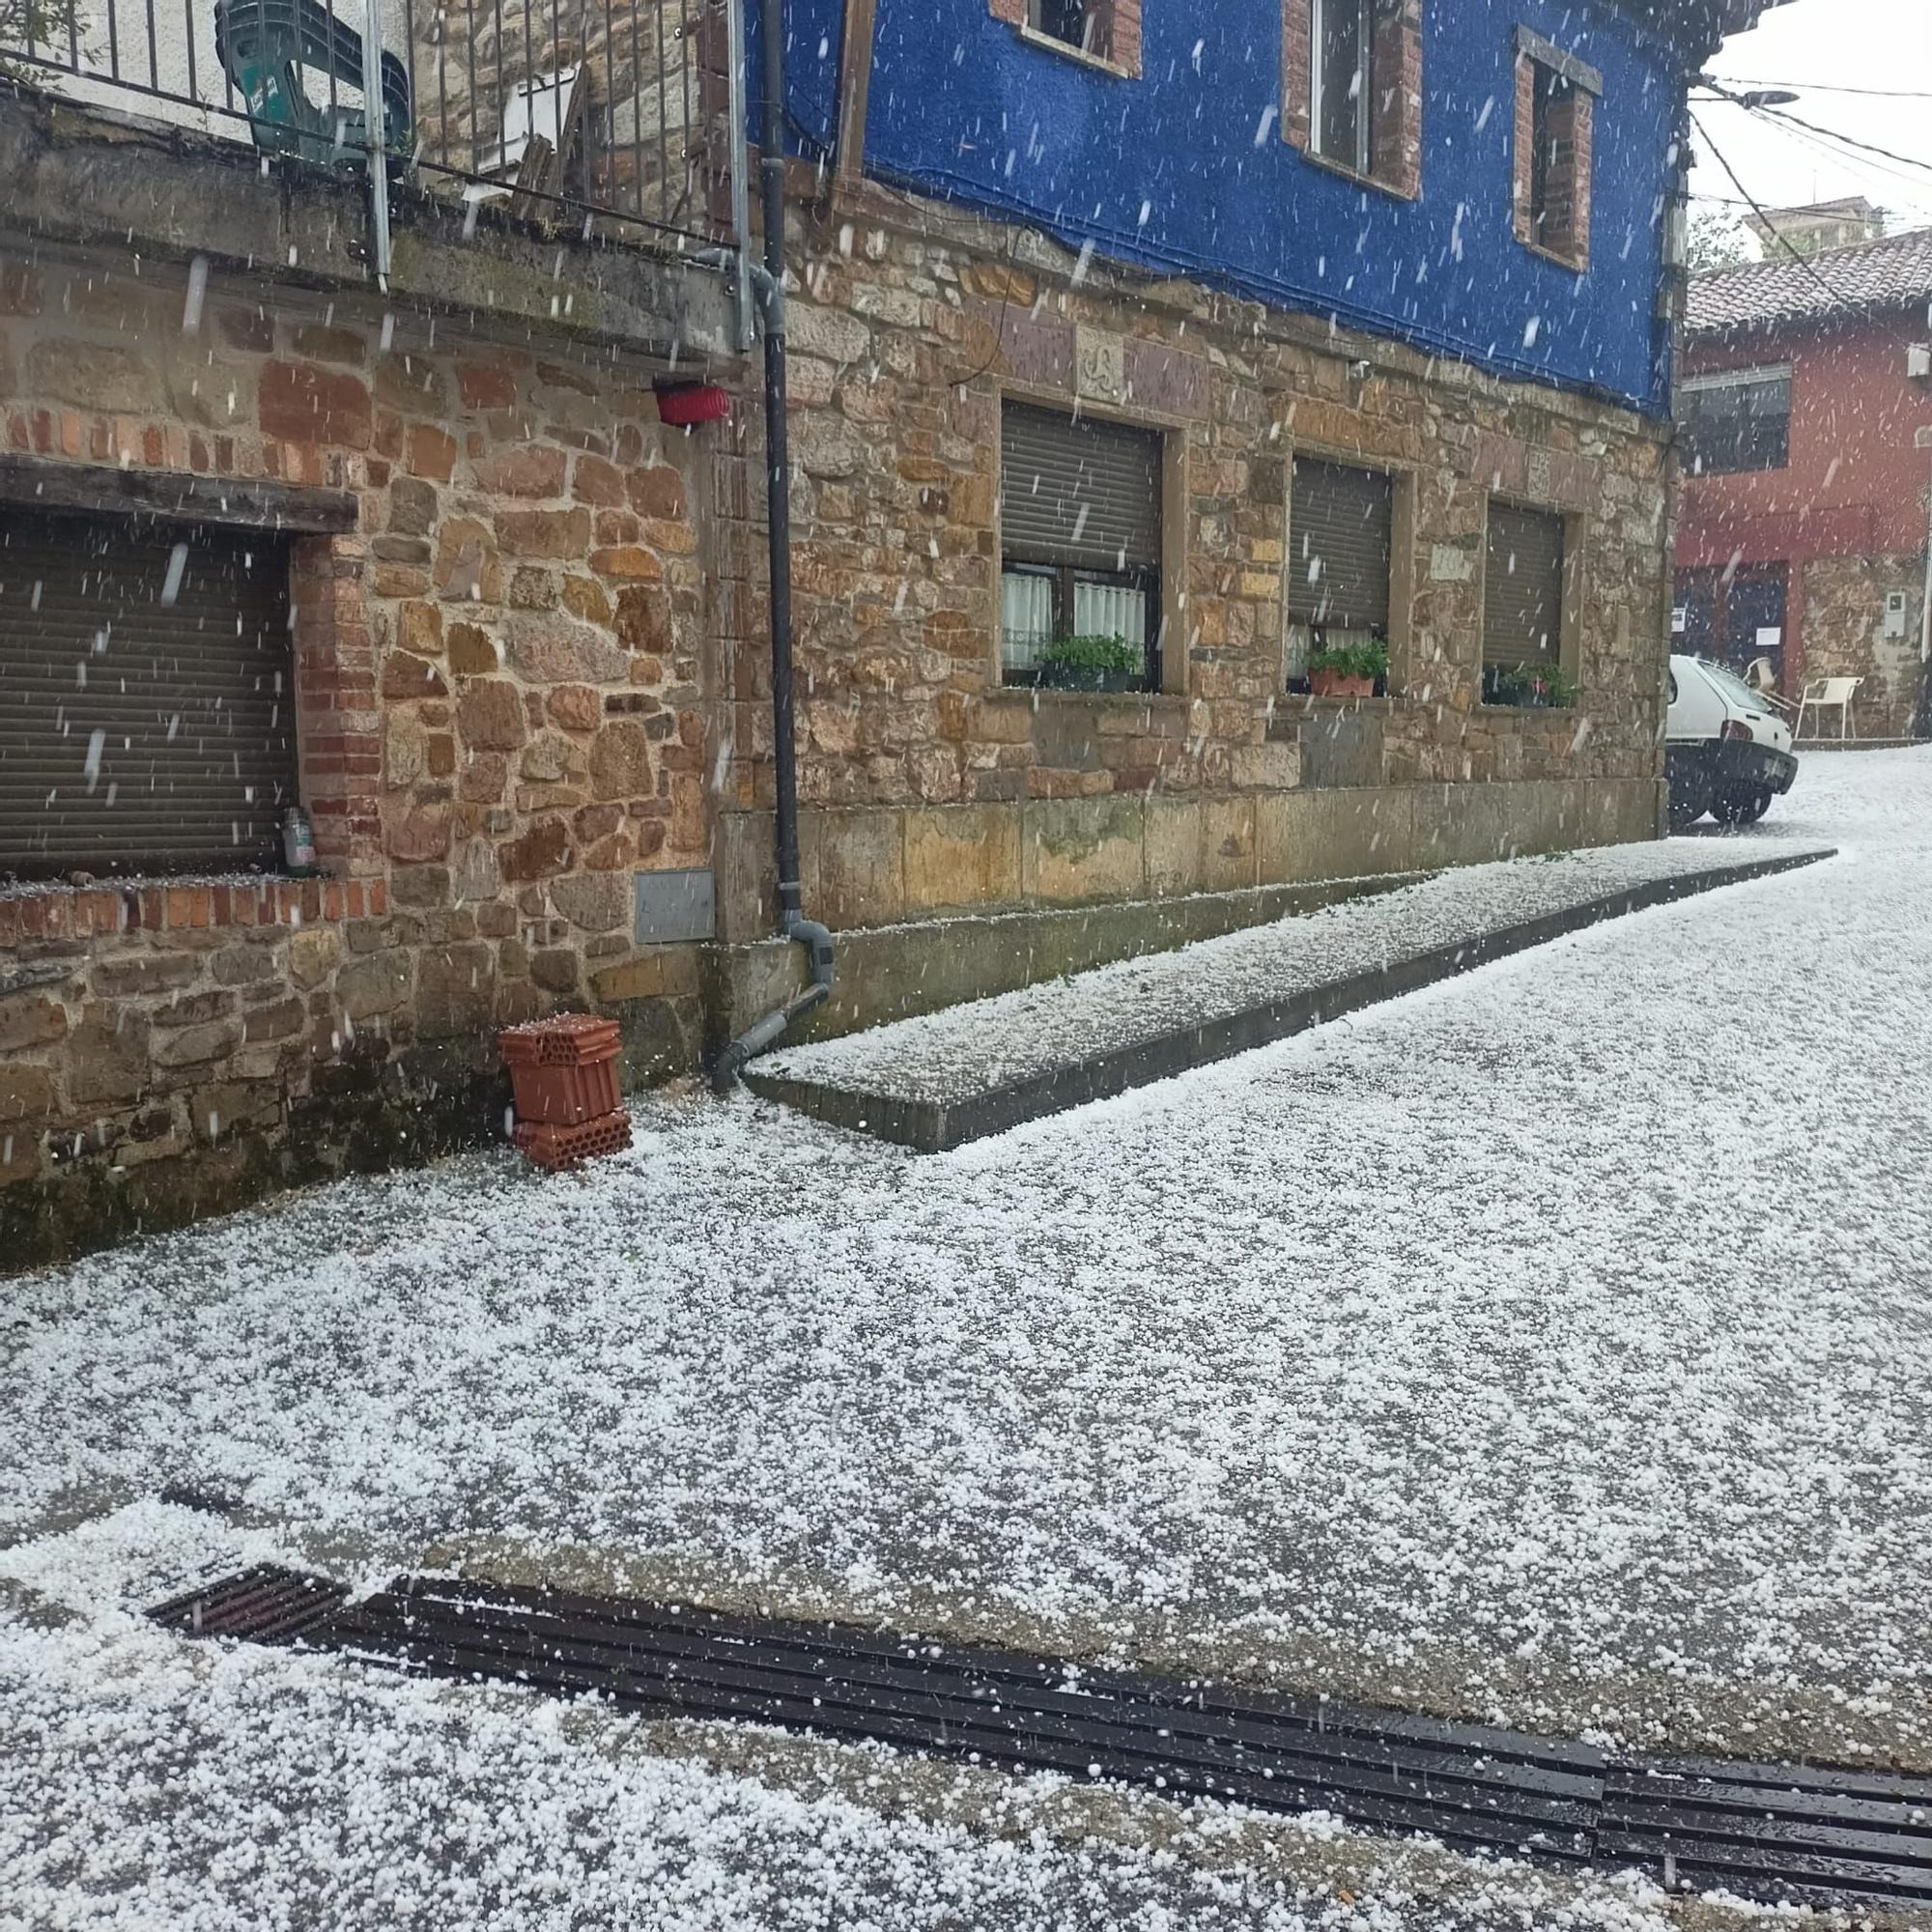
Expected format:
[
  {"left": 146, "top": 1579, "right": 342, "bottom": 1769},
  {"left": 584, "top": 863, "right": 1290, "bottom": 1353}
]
[
  {"left": 655, "top": 381, "right": 732, "bottom": 426},
  {"left": 498, "top": 1014, "right": 623, "bottom": 1126}
]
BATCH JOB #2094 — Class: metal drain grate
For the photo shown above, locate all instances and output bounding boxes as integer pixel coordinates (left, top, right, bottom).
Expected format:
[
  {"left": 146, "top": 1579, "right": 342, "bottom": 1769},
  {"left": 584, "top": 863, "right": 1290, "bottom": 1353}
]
[
  {"left": 1603, "top": 1758, "right": 1932, "bottom": 1905},
  {"left": 148, "top": 1564, "right": 349, "bottom": 1643},
  {"left": 333, "top": 1577, "right": 1601, "bottom": 1863},
  {"left": 150, "top": 1570, "right": 1932, "bottom": 1908}
]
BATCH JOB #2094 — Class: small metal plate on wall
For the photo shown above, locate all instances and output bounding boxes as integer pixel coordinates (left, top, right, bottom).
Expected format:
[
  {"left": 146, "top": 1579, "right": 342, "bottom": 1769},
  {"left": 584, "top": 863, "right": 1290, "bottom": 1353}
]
[{"left": 635, "top": 868, "right": 716, "bottom": 945}]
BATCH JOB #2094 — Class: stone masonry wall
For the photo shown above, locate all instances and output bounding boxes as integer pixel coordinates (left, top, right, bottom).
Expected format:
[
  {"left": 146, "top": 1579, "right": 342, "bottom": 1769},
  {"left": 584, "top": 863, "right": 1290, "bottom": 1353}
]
[
  {"left": 0, "top": 247, "right": 721, "bottom": 1264},
  {"left": 1799, "top": 554, "right": 1926, "bottom": 741},
  {"left": 708, "top": 176, "right": 1671, "bottom": 943}
]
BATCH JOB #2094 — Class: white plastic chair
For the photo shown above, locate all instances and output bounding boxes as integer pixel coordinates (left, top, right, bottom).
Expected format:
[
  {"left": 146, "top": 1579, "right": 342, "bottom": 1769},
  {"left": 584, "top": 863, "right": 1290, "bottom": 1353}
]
[{"left": 1794, "top": 675, "right": 1862, "bottom": 741}]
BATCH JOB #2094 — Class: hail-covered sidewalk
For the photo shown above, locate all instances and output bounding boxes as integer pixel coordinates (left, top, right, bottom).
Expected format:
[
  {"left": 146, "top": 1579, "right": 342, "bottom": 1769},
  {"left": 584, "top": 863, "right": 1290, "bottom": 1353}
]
[{"left": 4, "top": 751, "right": 1930, "bottom": 1924}]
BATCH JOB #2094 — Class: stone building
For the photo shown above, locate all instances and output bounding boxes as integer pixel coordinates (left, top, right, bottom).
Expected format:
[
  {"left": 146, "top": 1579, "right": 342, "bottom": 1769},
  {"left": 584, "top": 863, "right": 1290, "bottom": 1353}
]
[
  {"left": 1675, "top": 227, "right": 1932, "bottom": 739},
  {"left": 1745, "top": 198, "right": 1887, "bottom": 263},
  {"left": 2, "top": 0, "right": 1779, "bottom": 1263},
  {"left": 0, "top": 91, "right": 741, "bottom": 1264},
  {"left": 705, "top": 0, "right": 1781, "bottom": 1001}
]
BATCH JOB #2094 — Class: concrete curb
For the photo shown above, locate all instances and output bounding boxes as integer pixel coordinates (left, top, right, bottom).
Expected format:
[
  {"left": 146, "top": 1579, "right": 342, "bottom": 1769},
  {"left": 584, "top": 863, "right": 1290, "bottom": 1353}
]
[{"left": 747, "top": 847, "right": 1837, "bottom": 1152}]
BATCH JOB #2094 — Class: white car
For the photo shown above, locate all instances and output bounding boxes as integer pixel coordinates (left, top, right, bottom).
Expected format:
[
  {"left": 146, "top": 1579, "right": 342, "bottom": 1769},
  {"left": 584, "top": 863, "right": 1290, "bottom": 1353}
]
[{"left": 1665, "top": 653, "right": 1799, "bottom": 832}]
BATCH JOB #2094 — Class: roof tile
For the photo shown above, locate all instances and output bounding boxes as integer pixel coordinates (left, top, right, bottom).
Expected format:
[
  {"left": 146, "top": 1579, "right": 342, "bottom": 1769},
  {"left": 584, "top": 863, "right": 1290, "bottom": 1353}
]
[{"left": 1688, "top": 226, "right": 1932, "bottom": 335}]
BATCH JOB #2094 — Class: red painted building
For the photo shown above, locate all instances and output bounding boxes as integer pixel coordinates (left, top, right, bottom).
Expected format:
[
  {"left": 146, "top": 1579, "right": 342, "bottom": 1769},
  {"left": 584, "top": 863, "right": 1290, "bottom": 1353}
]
[{"left": 1675, "top": 227, "right": 1932, "bottom": 739}]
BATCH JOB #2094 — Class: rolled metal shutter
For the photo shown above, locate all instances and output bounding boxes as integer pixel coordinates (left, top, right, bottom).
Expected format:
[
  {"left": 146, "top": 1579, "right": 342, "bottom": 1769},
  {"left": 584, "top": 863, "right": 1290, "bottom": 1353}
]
[
  {"left": 0, "top": 512, "right": 296, "bottom": 880},
  {"left": 1001, "top": 403, "right": 1161, "bottom": 573},
  {"left": 1483, "top": 503, "right": 1565, "bottom": 666},
  {"left": 1289, "top": 458, "right": 1393, "bottom": 631}
]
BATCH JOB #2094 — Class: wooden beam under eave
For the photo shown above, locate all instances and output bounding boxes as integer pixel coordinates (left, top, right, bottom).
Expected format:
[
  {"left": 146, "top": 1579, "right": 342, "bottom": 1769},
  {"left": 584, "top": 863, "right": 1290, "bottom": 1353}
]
[
  {"left": 833, "top": 0, "right": 879, "bottom": 197},
  {"left": 0, "top": 458, "right": 358, "bottom": 533}
]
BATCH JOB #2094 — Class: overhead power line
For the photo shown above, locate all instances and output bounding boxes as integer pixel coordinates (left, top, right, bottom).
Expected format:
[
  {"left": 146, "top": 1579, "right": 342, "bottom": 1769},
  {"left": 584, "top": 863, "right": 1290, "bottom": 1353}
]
[
  {"left": 1756, "top": 105, "right": 1932, "bottom": 183},
  {"left": 1687, "top": 111, "right": 1924, "bottom": 349},
  {"left": 1690, "top": 113, "right": 1879, "bottom": 299},
  {"left": 1718, "top": 76, "right": 1932, "bottom": 101},
  {"left": 1690, "top": 85, "right": 1932, "bottom": 226}
]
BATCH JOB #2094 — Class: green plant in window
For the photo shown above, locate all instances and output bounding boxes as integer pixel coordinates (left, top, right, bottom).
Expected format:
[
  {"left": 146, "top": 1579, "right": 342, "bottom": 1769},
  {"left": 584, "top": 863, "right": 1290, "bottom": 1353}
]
[
  {"left": 1306, "top": 638, "right": 1389, "bottom": 683},
  {"left": 1030, "top": 633, "right": 1147, "bottom": 693},
  {"left": 1037, "top": 634, "right": 1143, "bottom": 675},
  {"left": 1489, "top": 661, "right": 1577, "bottom": 707}
]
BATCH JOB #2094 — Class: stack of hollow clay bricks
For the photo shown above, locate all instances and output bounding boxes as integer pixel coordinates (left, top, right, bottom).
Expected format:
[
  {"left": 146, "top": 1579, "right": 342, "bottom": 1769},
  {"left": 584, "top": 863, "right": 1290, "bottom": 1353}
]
[{"left": 497, "top": 1013, "right": 633, "bottom": 1171}]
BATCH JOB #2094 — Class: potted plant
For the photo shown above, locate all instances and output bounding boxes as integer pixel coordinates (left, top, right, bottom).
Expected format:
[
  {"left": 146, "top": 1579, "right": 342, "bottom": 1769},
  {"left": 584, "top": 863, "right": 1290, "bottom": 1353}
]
[
  {"left": 1031, "top": 634, "right": 1145, "bottom": 694},
  {"left": 1306, "top": 638, "right": 1388, "bottom": 698},
  {"left": 1488, "top": 661, "right": 1577, "bottom": 708}
]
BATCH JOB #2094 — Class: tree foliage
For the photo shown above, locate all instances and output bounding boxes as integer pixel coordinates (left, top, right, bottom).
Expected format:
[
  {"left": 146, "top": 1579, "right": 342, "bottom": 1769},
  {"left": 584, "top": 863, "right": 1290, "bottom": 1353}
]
[{"left": 1687, "top": 211, "right": 1755, "bottom": 273}]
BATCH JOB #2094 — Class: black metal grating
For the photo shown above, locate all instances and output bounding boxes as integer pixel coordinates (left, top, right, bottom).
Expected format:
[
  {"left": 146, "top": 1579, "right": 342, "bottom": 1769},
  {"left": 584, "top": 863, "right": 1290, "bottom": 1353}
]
[
  {"left": 1602, "top": 1758, "right": 1932, "bottom": 1906},
  {"left": 148, "top": 1564, "right": 350, "bottom": 1644},
  {"left": 150, "top": 1570, "right": 1932, "bottom": 1908}
]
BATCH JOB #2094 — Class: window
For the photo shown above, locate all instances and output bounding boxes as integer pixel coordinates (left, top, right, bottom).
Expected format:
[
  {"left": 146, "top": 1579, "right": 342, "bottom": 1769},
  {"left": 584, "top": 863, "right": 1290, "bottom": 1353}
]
[
  {"left": 1312, "top": 0, "right": 1373, "bottom": 174},
  {"left": 1030, "top": 0, "right": 1097, "bottom": 56},
  {"left": 993, "top": 0, "right": 1141, "bottom": 72},
  {"left": 1282, "top": 0, "right": 1421, "bottom": 196},
  {"left": 0, "top": 512, "right": 298, "bottom": 879},
  {"left": 1528, "top": 67, "right": 1574, "bottom": 235},
  {"left": 1513, "top": 28, "right": 1598, "bottom": 269},
  {"left": 1286, "top": 456, "right": 1393, "bottom": 689},
  {"left": 1482, "top": 501, "right": 1569, "bottom": 705},
  {"left": 1678, "top": 369, "right": 1792, "bottom": 475},
  {"left": 1000, "top": 401, "right": 1162, "bottom": 692}
]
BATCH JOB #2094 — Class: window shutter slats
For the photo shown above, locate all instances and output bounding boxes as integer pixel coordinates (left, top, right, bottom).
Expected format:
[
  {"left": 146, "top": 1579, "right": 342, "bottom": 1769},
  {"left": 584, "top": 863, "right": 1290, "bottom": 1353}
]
[
  {"left": 0, "top": 514, "right": 296, "bottom": 879},
  {"left": 1001, "top": 403, "right": 1161, "bottom": 572},
  {"left": 1483, "top": 503, "right": 1565, "bottom": 667},
  {"left": 1289, "top": 458, "right": 1393, "bottom": 632}
]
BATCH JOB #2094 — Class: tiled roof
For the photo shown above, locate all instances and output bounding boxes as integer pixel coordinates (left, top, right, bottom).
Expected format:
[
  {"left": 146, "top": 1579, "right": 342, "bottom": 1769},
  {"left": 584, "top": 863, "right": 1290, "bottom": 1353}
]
[{"left": 1688, "top": 226, "right": 1932, "bottom": 335}]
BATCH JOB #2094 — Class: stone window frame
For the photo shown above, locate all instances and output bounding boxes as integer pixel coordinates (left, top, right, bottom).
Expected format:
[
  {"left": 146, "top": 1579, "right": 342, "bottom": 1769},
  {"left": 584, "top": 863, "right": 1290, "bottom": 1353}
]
[
  {"left": 989, "top": 0, "right": 1144, "bottom": 80},
  {"left": 990, "top": 379, "right": 1190, "bottom": 699},
  {"left": 1512, "top": 26, "right": 1600, "bottom": 272},
  {"left": 1476, "top": 493, "right": 1589, "bottom": 709},
  {"left": 1280, "top": 439, "right": 1418, "bottom": 698},
  {"left": 1280, "top": 0, "right": 1423, "bottom": 201}
]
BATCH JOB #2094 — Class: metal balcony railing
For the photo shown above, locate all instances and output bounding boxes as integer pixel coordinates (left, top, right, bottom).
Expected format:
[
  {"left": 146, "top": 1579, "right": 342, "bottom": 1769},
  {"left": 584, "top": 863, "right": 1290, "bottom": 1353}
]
[{"left": 1, "top": 0, "right": 750, "bottom": 263}]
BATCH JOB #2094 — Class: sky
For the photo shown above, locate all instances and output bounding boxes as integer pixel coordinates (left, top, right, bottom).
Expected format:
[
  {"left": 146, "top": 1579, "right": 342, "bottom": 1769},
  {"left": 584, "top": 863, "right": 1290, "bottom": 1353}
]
[{"left": 1690, "top": 0, "right": 1932, "bottom": 239}]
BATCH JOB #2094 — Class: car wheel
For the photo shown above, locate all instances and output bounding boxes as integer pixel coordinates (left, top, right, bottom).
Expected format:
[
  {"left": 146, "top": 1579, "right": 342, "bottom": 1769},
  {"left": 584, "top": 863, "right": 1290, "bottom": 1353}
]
[
  {"left": 1668, "top": 768, "right": 1713, "bottom": 832},
  {"left": 1711, "top": 787, "right": 1773, "bottom": 828}
]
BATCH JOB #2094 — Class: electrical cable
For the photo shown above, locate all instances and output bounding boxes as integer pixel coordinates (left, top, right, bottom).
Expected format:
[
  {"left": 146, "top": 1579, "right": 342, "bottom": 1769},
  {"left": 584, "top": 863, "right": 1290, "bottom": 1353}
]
[
  {"left": 1691, "top": 82, "right": 1932, "bottom": 193},
  {"left": 1716, "top": 76, "right": 1932, "bottom": 101},
  {"left": 1688, "top": 110, "right": 1925, "bottom": 349},
  {"left": 1756, "top": 106, "right": 1932, "bottom": 183}
]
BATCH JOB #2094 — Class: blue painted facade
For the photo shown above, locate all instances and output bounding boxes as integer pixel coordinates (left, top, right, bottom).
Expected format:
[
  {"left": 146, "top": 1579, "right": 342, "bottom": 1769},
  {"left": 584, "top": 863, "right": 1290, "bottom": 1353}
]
[{"left": 770, "top": 0, "right": 1692, "bottom": 415}]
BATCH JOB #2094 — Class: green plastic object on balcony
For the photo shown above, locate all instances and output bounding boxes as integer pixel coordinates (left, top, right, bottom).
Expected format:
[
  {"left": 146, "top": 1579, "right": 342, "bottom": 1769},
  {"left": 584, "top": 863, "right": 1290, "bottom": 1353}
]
[
  {"left": 1030, "top": 634, "right": 1147, "bottom": 695},
  {"left": 213, "top": 0, "right": 412, "bottom": 170}
]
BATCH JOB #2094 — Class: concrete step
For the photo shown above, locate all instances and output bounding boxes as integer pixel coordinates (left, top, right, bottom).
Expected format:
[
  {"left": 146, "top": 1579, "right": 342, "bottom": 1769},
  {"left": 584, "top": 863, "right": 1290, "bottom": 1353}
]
[{"left": 748, "top": 838, "right": 1837, "bottom": 1151}]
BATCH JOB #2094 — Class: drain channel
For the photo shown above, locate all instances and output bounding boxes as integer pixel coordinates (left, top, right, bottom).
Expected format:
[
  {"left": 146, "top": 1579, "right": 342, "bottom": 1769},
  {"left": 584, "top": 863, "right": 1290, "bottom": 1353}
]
[{"left": 151, "top": 1568, "right": 1932, "bottom": 1909}]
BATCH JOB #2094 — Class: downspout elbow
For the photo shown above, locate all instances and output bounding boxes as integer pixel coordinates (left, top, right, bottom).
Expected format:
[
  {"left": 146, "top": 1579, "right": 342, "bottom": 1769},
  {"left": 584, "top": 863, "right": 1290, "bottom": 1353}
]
[
  {"left": 710, "top": 916, "right": 836, "bottom": 1094},
  {"left": 783, "top": 911, "right": 835, "bottom": 993}
]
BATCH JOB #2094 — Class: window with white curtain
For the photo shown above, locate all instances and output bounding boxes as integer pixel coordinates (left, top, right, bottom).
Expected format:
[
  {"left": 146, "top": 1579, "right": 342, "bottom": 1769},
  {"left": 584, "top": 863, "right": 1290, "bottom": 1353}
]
[{"left": 999, "top": 400, "right": 1162, "bottom": 689}]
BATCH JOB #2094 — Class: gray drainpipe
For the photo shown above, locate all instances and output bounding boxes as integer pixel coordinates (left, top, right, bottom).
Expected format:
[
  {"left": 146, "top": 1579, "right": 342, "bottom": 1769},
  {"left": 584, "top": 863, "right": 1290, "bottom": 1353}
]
[{"left": 705, "top": 0, "right": 834, "bottom": 1093}]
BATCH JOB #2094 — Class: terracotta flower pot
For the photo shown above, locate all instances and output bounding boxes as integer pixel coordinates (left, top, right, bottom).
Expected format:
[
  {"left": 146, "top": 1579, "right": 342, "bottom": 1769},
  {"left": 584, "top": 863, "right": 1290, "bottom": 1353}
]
[
  {"left": 1308, "top": 668, "right": 1376, "bottom": 698},
  {"left": 498, "top": 1013, "right": 622, "bottom": 1126}
]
